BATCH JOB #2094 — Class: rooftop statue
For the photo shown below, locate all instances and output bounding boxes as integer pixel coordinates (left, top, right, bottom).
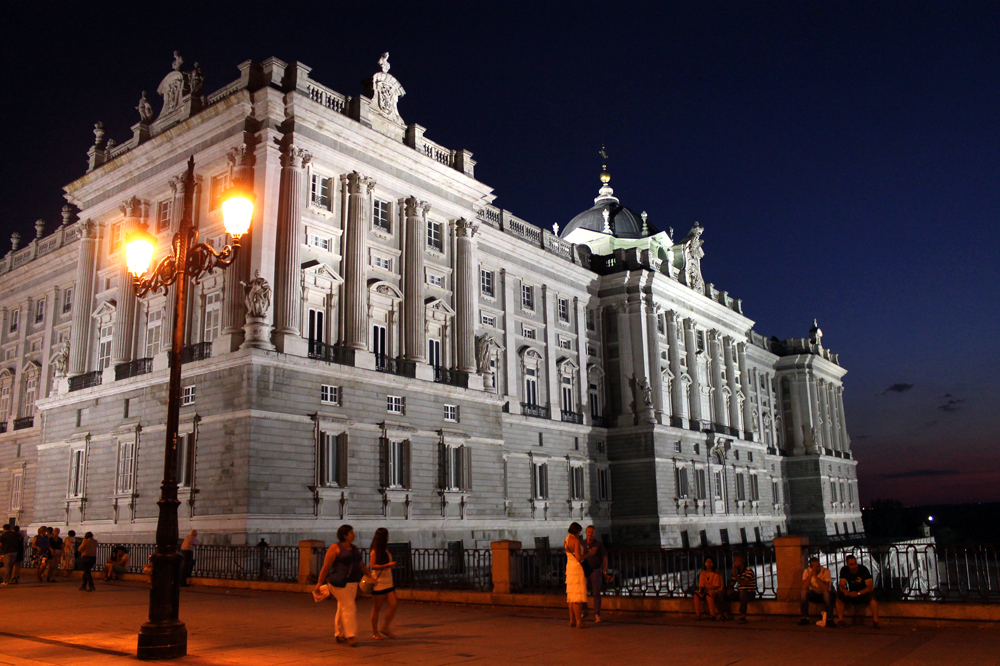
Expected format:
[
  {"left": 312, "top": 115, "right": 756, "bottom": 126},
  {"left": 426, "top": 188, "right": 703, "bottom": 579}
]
[
  {"left": 369, "top": 52, "right": 406, "bottom": 125},
  {"left": 136, "top": 91, "right": 154, "bottom": 123},
  {"left": 682, "top": 222, "right": 705, "bottom": 292},
  {"left": 156, "top": 51, "right": 191, "bottom": 119}
]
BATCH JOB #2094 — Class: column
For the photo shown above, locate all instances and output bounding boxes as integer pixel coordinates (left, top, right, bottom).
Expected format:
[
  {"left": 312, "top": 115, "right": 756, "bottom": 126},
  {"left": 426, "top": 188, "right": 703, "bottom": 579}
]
[
  {"left": 614, "top": 301, "right": 634, "bottom": 426},
  {"left": 69, "top": 220, "right": 99, "bottom": 376},
  {"left": 402, "top": 198, "right": 429, "bottom": 362},
  {"left": 575, "top": 299, "right": 589, "bottom": 421},
  {"left": 220, "top": 143, "right": 254, "bottom": 349},
  {"left": 272, "top": 144, "right": 311, "bottom": 354},
  {"left": 723, "top": 337, "right": 741, "bottom": 430},
  {"left": 342, "top": 171, "right": 375, "bottom": 350},
  {"left": 826, "top": 383, "right": 840, "bottom": 452},
  {"left": 111, "top": 198, "right": 143, "bottom": 366},
  {"left": 10, "top": 300, "right": 29, "bottom": 418},
  {"left": 501, "top": 269, "right": 520, "bottom": 413},
  {"left": 644, "top": 304, "right": 664, "bottom": 423},
  {"left": 455, "top": 218, "right": 479, "bottom": 374},
  {"left": 765, "top": 373, "right": 778, "bottom": 448},
  {"left": 737, "top": 343, "right": 755, "bottom": 436},
  {"left": 665, "top": 311, "right": 685, "bottom": 421},
  {"left": 708, "top": 331, "right": 727, "bottom": 427},
  {"left": 40, "top": 286, "right": 58, "bottom": 397},
  {"left": 836, "top": 386, "right": 850, "bottom": 453},
  {"left": 683, "top": 319, "right": 702, "bottom": 423},
  {"left": 160, "top": 175, "right": 184, "bottom": 353},
  {"left": 542, "top": 285, "right": 560, "bottom": 416}
]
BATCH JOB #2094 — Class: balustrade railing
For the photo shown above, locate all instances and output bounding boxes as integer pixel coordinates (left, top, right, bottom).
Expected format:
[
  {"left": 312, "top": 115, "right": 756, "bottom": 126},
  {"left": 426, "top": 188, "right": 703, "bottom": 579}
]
[
  {"left": 68, "top": 370, "right": 102, "bottom": 392},
  {"left": 561, "top": 410, "right": 583, "bottom": 424},
  {"left": 591, "top": 415, "right": 609, "bottom": 428},
  {"left": 171, "top": 341, "right": 212, "bottom": 365},
  {"left": 115, "top": 357, "right": 153, "bottom": 381},
  {"left": 308, "top": 340, "right": 356, "bottom": 367},
  {"left": 434, "top": 366, "right": 469, "bottom": 388},
  {"left": 520, "top": 403, "right": 550, "bottom": 419},
  {"left": 13, "top": 416, "right": 34, "bottom": 431},
  {"left": 375, "top": 355, "right": 416, "bottom": 378}
]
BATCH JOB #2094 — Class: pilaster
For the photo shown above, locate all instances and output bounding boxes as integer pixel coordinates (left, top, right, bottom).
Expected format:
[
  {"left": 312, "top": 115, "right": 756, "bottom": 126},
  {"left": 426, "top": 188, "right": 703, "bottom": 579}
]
[
  {"left": 111, "top": 198, "right": 144, "bottom": 365},
  {"left": 69, "top": 220, "right": 99, "bottom": 375},
  {"left": 342, "top": 171, "right": 375, "bottom": 350},
  {"left": 402, "top": 198, "right": 429, "bottom": 362},
  {"left": 272, "top": 144, "right": 311, "bottom": 355}
]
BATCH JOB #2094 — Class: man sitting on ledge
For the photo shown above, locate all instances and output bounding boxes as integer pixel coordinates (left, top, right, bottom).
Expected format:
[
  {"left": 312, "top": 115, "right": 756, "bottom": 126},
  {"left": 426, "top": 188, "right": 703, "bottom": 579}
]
[
  {"left": 800, "top": 556, "right": 835, "bottom": 627},
  {"left": 836, "top": 554, "right": 880, "bottom": 629}
]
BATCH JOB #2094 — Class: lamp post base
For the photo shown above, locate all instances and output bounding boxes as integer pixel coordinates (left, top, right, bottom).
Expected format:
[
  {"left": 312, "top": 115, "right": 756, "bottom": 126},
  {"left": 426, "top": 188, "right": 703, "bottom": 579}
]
[{"left": 137, "top": 620, "right": 187, "bottom": 660}]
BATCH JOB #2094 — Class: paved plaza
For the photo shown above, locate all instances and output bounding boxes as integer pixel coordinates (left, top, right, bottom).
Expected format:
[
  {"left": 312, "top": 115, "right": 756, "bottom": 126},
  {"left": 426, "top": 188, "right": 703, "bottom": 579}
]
[{"left": 0, "top": 580, "right": 997, "bottom": 665}]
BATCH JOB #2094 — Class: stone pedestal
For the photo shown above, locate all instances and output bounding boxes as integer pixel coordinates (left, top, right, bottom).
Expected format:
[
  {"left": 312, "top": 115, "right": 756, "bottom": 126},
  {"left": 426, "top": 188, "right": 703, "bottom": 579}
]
[
  {"left": 774, "top": 535, "right": 809, "bottom": 601},
  {"left": 241, "top": 316, "right": 275, "bottom": 350},
  {"left": 489, "top": 540, "right": 522, "bottom": 594}
]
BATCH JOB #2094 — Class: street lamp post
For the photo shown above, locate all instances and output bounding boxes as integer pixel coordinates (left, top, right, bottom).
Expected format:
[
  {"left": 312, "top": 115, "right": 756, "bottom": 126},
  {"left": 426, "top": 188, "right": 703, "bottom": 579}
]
[{"left": 127, "top": 155, "right": 253, "bottom": 660}]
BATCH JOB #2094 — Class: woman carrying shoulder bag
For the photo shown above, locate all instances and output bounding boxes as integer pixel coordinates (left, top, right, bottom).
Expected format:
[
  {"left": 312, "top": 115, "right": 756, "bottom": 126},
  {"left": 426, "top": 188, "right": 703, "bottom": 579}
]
[
  {"left": 315, "top": 524, "right": 372, "bottom": 647},
  {"left": 368, "top": 527, "right": 399, "bottom": 640}
]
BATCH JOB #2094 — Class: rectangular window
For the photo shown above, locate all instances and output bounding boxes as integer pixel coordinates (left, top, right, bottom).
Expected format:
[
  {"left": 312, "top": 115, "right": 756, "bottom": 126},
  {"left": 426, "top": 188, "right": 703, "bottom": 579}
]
[
  {"left": 587, "top": 345, "right": 596, "bottom": 357},
  {"left": 736, "top": 473, "right": 746, "bottom": 501},
  {"left": 597, "top": 467, "right": 611, "bottom": 501},
  {"left": 308, "top": 308, "right": 325, "bottom": 345},
  {"left": 676, "top": 467, "right": 689, "bottom": 498},
  {"left": 182, "top": 385, "right": 196, "bottom": 406},
  {"left": 695, "top": 468, "right": 707, "bottom": 500},
  {"left": 109, "top": 222, "right": 124, "bottom": 255},
  {"left": 750, "top": 474, "right": 760, "bottom": 501},
  {"left": 558, "top": 298, "right": 570, "bottom": 322},
  {"left": 480, "top": 269, "right": 494, "bottom": 297},
  {"left": 444, "top": 404, "right": 459, "bottom": 422},
  {"left": 320, "top": 385, "right": 340, "bottom": 405},
  {"left": 0, "top": 384, "right": 11, "bottom": 422},
  {"left": 373, "top": 199, "right": 391, "bottom": 232},
  {"left": 740, "top": 527, "right": 748, "bottom": 544},
  {"left": 696, "top": 330, "right": 706, "bottom": 353},
  {"left": 69, "top": 449, "right": 85, "bottom": 497},
  {"left": 720, "top": 528, "right": 730, "bottom": 545},
  {"left": 531, "top": 461, "right": 549, "bottom": 499},
  {"left": 713, "top": 470, "right": 723, "bottom": 499},
  {"left": 210, "top": 174, "right": 228, "bottom": 211},
  {"left": 371, "top": 323, "right": 387, "bottom": 358},
  {"left": 310, "top": 174, "right": 331, "bottom": 210},
  {"left": 481, "top": 313, "right": 496, "bottom": 327},
  {"left": 524, "top": 368, "right": 538, "bottom": 406},
  {"left": 440, "top": 444, "right": 471, "bottom": 491},
  {"left": 203, "top": 291, "right": 222, "bottom": 343},
  {"left": 319, "top": 431, "right": 348, "bottom": 487},
  {"left": 8, "top": 471, "right": 23, "bottom": 511},
  {"left": 116, "top": 440, "right": 135, "bottom": 494},
  {"left": 35, "top": 299, "right": 45, "bottom": 324},
  {"left": 97, "top": 324, "right": 113, "bottom": 370},
  {"left": 156, "top": 199, "right": 173, "bottom": 232},
  {"left": 830, "top": 480, "right": 838, "bottom": 503},
  {"left": 522, "top": 326, "right": 536, "bottom": 340},
  {"left": 558, "top": 338, "right": 572, "bottom": 350},
  {"left": 586, "top": 309, "right": 596, "bottom": 331},
  {"left": 427, "top": 272, "right": 444, "bottom": 287},
  {"left": 570, "top": 466, "right": 585, "bottom": 500},
  {"left": 308, "top": 234, "right": 331, "bottom": 251},
  {"left": 699, "top": 529, "right": 708, "bottom": 548},
  {"left": 387, "top": 395, "right": 405, "bottom": 415},
  {"left": 22, "top": 373, "right": 37, "bottom": 413},
  {"left": 561, "top": 376, "right": 574, "bottom": 411},
  {"left": 521, "top": 284, "right": 534, "bottom": 310},
  {"left": 589, "top": 383, "right": 601, "bottom": 418},
  {"left": 386, "top": 439, "right": 408, "bottom": 488},
  {"left": 372, "top": 254, "right": 392, "bottom": 272},
  {"left": 674, "top": 441, "right": 683, "bottom": 453},
  {"left": 145, "top": 309, "right": 163, "bottom": 358},
  {"left": 62, "top": 288, "right": 73, "bottom": 314},
  {"left": 426, "top": 219, "right": 443, "bottom": 251},
  {"left": 428, "top": 338, "right": 442, "bottom": 368},
  {"left": 772, "top": 480, "right": 780, "bottom": 504},
  {"left": 176, "top": 433, "right": 195, "bottom": 488}
]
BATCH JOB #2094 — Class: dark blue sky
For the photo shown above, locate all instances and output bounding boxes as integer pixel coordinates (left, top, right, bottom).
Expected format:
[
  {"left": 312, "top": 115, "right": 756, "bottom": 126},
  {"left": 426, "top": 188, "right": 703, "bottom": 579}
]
[{"left": 3, "top": 2, "right": 998, "bottom": 505}]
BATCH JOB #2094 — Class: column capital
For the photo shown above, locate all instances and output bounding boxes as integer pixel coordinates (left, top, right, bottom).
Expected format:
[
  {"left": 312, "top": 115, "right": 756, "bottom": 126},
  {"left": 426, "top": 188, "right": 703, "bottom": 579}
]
[
  {"left": 281, "top": 144, "right": 312, "bottom": 169},
  {"left": 345, "top": 171, "right": 375, "bottom": 195},
  {"left": 404, "top": 197, "right": 431, "bottom": 218},
  {"left": 119, "top": 196, "right": 145, "bottom": 220},
  {"left": 455, "top": 217, "right": 479, "bottom": 238}
]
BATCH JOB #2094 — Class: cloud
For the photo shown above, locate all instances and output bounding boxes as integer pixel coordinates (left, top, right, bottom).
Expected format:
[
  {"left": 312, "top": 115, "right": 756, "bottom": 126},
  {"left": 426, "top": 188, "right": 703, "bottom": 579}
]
[
  {"left": 882, "top": 383, "right": 914, "bottom": 394},
  {"left": 938, "top": 397, "right": 966, "bottom": 412},
  {"left": 878, "top": 469, "right": 962, "bottom": 480}
]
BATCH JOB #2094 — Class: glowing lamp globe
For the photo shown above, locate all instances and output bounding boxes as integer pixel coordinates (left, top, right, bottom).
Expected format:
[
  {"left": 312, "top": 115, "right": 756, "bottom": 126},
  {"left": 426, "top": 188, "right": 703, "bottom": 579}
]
[
  {"left": 221, "top": 187, "right": 254, "bottom": 239},
  {"left": 125, "top": 226, "right": 156, "bottom": 277}
]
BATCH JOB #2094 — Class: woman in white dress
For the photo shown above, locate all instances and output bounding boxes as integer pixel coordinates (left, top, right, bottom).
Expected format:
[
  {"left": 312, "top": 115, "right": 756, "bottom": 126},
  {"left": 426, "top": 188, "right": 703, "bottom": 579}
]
[{"left": 565, "top": 522, "right": 588, "bottom": 628}]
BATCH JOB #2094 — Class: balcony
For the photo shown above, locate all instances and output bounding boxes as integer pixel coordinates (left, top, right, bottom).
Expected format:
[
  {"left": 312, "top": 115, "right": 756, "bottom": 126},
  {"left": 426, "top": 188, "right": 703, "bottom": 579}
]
[
  {"left": 308, "top": 340, "right": 355, "bottom": 367},
  {"left": 374, "top": 355, "right": 416, "bottom": 378},
  {"left": 0, "top": 421, "right": 6, "bottom": 433},
  {"left": 13, "top": 416, "right": 34, "bottom": 431},
  {"left": 68, "top": 370, "right": 103, "bottom": 392},
  {"left": 433, "top": 366, "right": 468, "bottom": 388},
  {"left": 669, "top": 415, "right": 686, "bottom": 429},
  {"left": 115, "top": 357, "right": 153, "bottom": 381},
  {"left": 180, "top": 342, "right": 212, "bottom": 364},
  {"left": 561, "top": 410, "right": 583, "bottom": 424},
  {"left": 591, "top": 415, "right": 609, "bottom": 428},
  {"left": 520, "top": 403, "right": 549, "bottom": 419}
]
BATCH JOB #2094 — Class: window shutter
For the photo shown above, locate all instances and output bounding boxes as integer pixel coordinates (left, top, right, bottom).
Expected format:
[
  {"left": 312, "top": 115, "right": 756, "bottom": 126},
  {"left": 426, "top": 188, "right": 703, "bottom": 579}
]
[
  {"left": 337, "top": 432, "right": 349, "bottom": 487},
  {"left": 531, "top": 463, "right": 537, "bottom": 499},
  {"left": 402, "top": 440, "right": 411, "bottom": 489},
  {"left": 462, "top": 446, "right": 472, "bottom": 492},
  {"left": 540, "top": 464, "right": 549, "bottom": 499},
  {"left": 378, "top": 436, "right": 388, "bottom": 489},
  {"left": 438, "top": 441, "right": 447, "bottom": 490}
]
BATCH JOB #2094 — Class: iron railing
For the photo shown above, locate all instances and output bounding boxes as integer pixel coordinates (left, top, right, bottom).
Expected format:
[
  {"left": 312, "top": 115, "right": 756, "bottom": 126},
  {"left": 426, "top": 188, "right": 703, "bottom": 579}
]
[
  {"left": 177, "top": 341, "right": 213, "bottom": 365},
  {"left": 308, "top": 340, "right": 355, "bottom": 366},
  {"left": 93, "top": 542, "right": 299, "bottom": 581},
  {"left": 561, "top": 410, "right": 583, "bottom": 424},
  {"left": 115, "top": 357, "right": 153, "bottom": 380},
  {"left": 310, "top": 544, "right": 492, "bottom": 591},
  {"left": 12, "top": 416, "right": 34, "bottom": 430},
  {"left": 591, "top": 415, "right": 609, "bottom": 428},
  {"left": 511, "top": 545, "right": 777, "bottom": 599},
  {"left": 0, "top": 421, "right": 6, "bottom": 433},
  {"left": 521, "top": 403, "right": 550, "bottom": 419},
  {"left": 375, "top": 355, "right": 416, "bottom": 378},
  {"left": 69, "top": 370, "right": 103, "bottom": 392},
  {"left": 434, "top": 366, "right": 469, "bottom": 388},
  {"left": 820, "top": 543, "right": 999, "bottom": 603}
]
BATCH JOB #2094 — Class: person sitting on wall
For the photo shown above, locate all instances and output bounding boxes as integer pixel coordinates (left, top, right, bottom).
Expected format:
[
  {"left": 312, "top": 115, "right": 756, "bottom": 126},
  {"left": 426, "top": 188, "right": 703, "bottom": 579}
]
[
  {"left": 725, "top": 554, "right": 757, "bottom": 624},
  {"left": 692, "top": 556, "right": 724, "bottom": 620},
  {"left": 800, "top": 556, "right": 836, "bottom": 628},
  {"left": 835, "top": 555, "right": 880, "bottom": 629},
  {"left": 104, "top": 547, "right": 130, "bottom": 581}
]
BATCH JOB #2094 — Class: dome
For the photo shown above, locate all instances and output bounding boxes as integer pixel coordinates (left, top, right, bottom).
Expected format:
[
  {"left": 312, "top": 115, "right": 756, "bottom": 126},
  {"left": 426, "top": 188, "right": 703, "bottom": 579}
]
[{"left": 560, "top": 200, "right": 651, "bottom": 240}]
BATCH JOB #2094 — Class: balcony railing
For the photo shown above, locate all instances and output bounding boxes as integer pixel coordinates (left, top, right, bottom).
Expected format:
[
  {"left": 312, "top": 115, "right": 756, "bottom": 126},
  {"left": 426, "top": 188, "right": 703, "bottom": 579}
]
[
  {"left": 115, "top": 357, "right": 153, "bottom": 381},
  {"left": 68, "top": 370, "right": 103, "bottom": 392},
  {"left": 308, "top": 340, "right": 355, "bottom": 367},
  {"left": 592, "top": 415, "right": 609, "bottom": 428},
  {"left": 521, "top": 403, "right": 550, "bottom": 419},
  {"left": 13, "top": 416, "right": 34, "bottom": 431},
  {"left": 433, "top": 366, "right": 468, "bottom": 388},
  {"left": 375, "top": 355, "right": 416, "bottom": 378},
  {"left": 0, "top": 421, "right": 6, "bottom": 434},
  {"left": 179, "top": 341, "right": 212, "bottom": 364},
  {"left": 561, "top": 410, "right": 583, "bottom": 424}
]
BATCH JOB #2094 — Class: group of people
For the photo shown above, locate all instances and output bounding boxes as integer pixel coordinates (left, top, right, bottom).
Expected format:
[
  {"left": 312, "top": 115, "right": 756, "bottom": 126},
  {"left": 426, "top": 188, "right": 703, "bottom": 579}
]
[
  {"left": 314, "top": 525, "right": 400, "bottom": 647},
  {"left": 0, "top": 523, "right": 101, "bottom": 591}
]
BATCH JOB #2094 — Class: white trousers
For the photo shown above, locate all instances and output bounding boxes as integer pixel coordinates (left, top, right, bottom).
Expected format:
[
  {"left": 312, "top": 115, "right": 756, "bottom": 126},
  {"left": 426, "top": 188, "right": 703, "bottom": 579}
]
[{"left": 330, "top": 582, "right": 359, "bottom": 638}]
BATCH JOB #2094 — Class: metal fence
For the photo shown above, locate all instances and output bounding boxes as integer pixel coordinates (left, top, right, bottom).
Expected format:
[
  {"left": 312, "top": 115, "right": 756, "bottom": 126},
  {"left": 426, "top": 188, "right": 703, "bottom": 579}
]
[
  {"left": 91, "top": 543, "right": 299, "bottom": 582},
  {"left": 310, "top": 544, "right": 492, "bottom": 591},
  {"left": 512, "top": 545, "right": 777, "bottom": 599},
  {"left": 820, "top": 543, "right": 999, "bottom": 603}
]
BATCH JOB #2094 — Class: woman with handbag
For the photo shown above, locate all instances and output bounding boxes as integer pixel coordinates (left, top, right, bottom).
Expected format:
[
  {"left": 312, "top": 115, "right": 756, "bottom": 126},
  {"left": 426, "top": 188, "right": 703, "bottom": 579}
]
[
  {"left": 315, "top": 525, "right": 373, "bottom": 647},
  {"left": 565, "top": 522, "right": 589, "bottom": 628},
  {"left": 368, "top": 527, "right": 399, "bottom": 640}
]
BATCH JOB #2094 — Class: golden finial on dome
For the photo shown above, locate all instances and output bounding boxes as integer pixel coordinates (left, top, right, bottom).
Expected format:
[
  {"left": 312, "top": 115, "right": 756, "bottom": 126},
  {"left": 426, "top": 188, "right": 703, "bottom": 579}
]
[{"left": 599, "top": 145, "right": 611, "bottom": 183}]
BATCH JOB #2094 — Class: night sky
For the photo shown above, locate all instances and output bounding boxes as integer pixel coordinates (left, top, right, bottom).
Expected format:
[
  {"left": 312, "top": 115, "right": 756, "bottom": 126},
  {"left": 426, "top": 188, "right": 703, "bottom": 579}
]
[{"left": 3, "top": 2, "right": 998, "bottom": 506}]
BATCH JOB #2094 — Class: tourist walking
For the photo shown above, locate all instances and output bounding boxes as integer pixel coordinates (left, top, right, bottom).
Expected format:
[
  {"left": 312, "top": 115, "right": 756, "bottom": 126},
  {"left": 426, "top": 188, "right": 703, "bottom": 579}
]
[
  {"left": 368, "top": 527, "right": 399, "bottom": 640},
  {"left": 693, "top": 556, "right": 725, "bottom": 620},
  {"left": 582, "top": 525, "right": 608, "bottom": 622},
  {"left": 60, "top": 530, "right": 77, "bottom": 576},
  {"left": 78, "top": 531, "right": 97, "bottom": 591},
  {"left": 47, "top": 528, "right": 63, "bottom": 582},
  {"left": 31, "top": 527, "right": 50, "bottom": 582},
  {"left": 565, "top": 522, "right": 588, "bottom": 628},
  {"left": 11, "top": 526, "right": 24, "bottom": 583},
  {"left": 315, "top": 525, "right": 372, "bottom": 647},
  {"left": 1, "top": 524, "right": 18, "bottom": 584},
  {"left": 180, "top": 530, "right": 200, "bottom": 586}
]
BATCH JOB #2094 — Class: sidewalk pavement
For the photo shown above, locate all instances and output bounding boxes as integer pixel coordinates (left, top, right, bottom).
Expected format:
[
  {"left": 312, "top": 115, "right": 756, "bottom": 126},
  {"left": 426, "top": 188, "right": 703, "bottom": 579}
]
[{"left": 1, "top": 578, "right": 998, "bottom": 665}]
